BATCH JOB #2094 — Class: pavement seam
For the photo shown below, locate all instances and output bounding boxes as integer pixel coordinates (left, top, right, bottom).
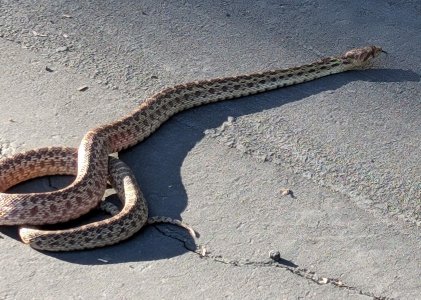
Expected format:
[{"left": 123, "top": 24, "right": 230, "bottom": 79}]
[
  {"left": 153, "top": 225, "right": 394, "bottom": 300},
  {"left": 204, "top": 124, "right": 420, "bottom": 227}
]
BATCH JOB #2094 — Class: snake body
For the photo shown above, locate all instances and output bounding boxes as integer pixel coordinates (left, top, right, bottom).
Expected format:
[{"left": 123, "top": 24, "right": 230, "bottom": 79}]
[
  {"left": 18, "top": 152, "right": 148, "bottom": 251},
  {"left": 18, "top": 151, "right": 195, "bottom": 251},
  {"left": 0, "top": 46, "right": 383, "bottom": 251}
]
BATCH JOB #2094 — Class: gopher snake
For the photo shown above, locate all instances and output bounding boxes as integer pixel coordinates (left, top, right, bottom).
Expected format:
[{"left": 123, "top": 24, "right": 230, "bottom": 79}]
[
  {"left": 0, "top": 46, "right": 383, "bottom": 251},
  {"left": 16, "top": 150, "right": 196, "bottom": 251}
]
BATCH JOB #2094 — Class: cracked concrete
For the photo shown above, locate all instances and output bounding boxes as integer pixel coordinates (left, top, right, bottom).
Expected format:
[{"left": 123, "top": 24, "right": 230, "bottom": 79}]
[
  {"left": 0, "top": 0, "right": 420, "bottom": 299},
  {"left": 154, "top": 226, "right": 391, "bottom": 300}
]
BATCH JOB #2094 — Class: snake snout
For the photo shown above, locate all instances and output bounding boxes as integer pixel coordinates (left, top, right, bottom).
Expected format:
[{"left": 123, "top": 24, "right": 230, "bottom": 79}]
[{"left": 342, "top": 45, "right": 384, "bottom": 65}]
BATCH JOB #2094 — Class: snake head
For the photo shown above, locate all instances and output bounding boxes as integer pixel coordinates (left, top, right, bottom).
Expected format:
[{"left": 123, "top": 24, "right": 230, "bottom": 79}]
[{"left": 341, "top": 45, "right": 384, "bottom": 67}]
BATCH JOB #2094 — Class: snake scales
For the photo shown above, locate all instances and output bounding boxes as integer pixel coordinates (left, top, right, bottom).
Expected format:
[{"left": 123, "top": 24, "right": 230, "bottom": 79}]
[{"left": 0, "top": 46, "right": 383, "bottom": 251}]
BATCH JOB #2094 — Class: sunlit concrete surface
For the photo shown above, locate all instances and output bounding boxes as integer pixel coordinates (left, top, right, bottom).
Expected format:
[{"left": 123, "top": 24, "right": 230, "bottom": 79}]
[{"left": 0, "top": 1, "right": 420, "bottom": 299}]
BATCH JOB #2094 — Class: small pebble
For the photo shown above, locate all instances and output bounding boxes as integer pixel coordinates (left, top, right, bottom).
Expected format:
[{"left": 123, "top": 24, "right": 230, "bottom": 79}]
[
  {"left": 56, "top": 46, "right": 68, "bottom": 52},
  {"left": 269, "top": 250, "right": 281, "bottom": 260},
  {"left": 225, "top": 141, "right": 235, "bottom": 147},
  {"left": 32, "top": 30, "right": 47, "bottom": 37},
  {"left": 204, "top": 129, "right": 215, "bottom": 135},
  {"left": 319, "top": 277, "right": 329, "bottom": 284},
  {"left": 199, "top": 245, "right": 207, "bottom": 257},
  {"left": 77, "top": 85, "right": 89, "bottom": 92},
  {"left": 280, "top": 188, "right": 291, "bottom": 196}
]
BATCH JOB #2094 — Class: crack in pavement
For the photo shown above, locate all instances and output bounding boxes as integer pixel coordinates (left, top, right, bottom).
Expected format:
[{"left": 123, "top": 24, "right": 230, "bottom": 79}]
[
  {"left": 45, "top": 175, "right": 393, "bottom": 300},
  {"left": 13, "top": 174, "right": 395, "bottom": 300},
  {"left": 153, "top": 225, "right": 394, "bottom": 300}
]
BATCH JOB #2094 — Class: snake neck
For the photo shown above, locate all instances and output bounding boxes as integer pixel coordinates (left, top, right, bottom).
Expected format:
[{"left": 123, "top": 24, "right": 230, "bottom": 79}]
[{"left": 78, "top": 55, "right": 362, "bottom": 161}]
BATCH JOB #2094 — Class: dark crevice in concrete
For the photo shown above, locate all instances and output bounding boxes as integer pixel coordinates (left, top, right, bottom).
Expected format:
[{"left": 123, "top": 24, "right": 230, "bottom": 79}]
[{"left": 154, "top": 225, "right": 393, "bottom": 300}]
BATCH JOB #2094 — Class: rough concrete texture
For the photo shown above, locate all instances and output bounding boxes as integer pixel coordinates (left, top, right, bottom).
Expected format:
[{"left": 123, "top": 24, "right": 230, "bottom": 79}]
[{"left": 0, "top": 1, "right": 420, "bottom": 299}]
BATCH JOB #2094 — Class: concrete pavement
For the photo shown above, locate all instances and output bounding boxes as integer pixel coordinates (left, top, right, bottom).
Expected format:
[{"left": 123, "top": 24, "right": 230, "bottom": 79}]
[{"left": 0, "top": 1, "right": 420, "bottom": 299}]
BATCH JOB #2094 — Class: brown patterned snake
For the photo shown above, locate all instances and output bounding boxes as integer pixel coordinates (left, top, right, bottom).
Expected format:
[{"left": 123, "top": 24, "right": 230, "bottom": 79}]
[
  {"left": 0, "top": 46, "right": 384, "bottom": 251},
  {"left": 12, "top": 148, "right": 196, "bottom": 251}
]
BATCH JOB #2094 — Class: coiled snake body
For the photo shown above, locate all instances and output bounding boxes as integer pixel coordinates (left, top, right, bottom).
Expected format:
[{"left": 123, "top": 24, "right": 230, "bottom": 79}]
[{"left": 0, "top": 46, "right": 383, "bottom": 251}]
